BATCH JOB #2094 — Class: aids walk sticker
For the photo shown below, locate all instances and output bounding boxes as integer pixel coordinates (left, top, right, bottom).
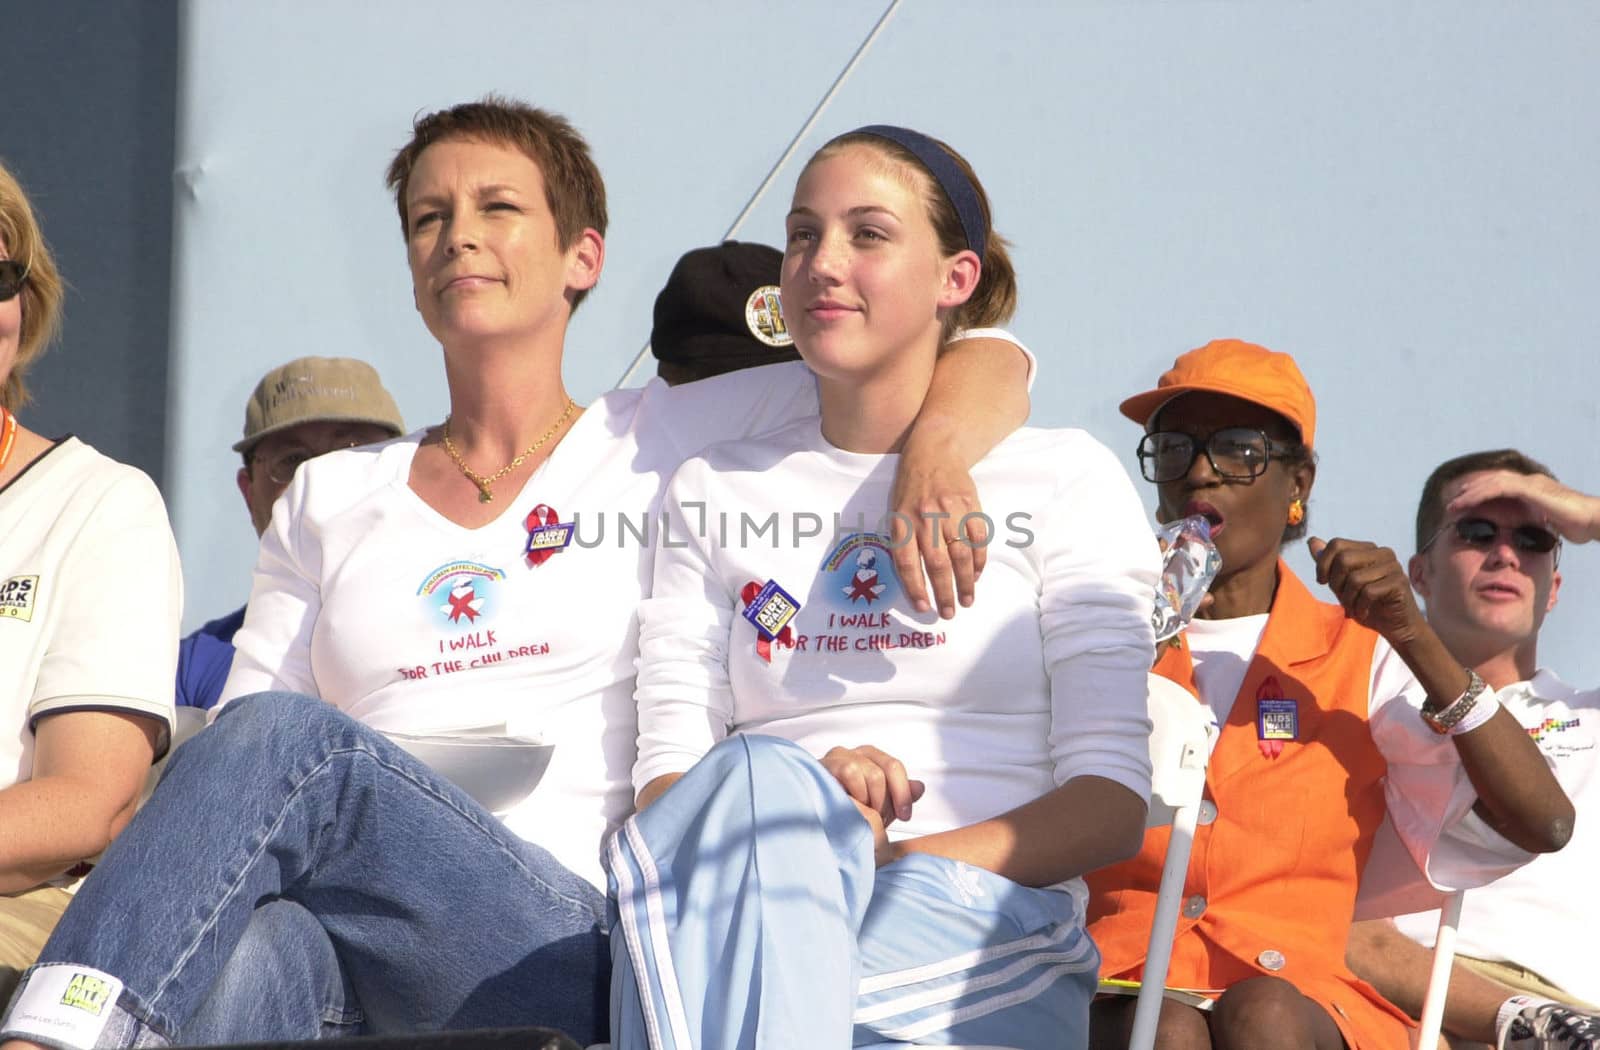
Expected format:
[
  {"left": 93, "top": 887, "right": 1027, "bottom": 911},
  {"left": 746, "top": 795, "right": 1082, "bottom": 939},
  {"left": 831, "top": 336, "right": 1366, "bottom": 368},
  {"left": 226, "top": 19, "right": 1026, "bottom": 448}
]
[
  {"left": 740, "top": 579, "right": 799, "bottom": 663},
  {"left": 60, "top": 972, "right": 114, "bottom": 1015},
  {"left": 4, "top": 963, "right": 124, "bottom": 1047},
  {"left": 0, "top": 574, "right": 39, "bottom": 621},
  {"left": 820, "top": 533, "right": 897, "bottom": 608},
  {"left": 1254, "top": 675, "right": 1298, "bottom": 760},
  {"left": 416, "top": 561, "right": 506, "bottom": 628},
  {"left": 524, "top": 504, "right": 574, "bottom": 568},
  {"left": 742, "top": 580, "right": 800, "bottom": 640}
]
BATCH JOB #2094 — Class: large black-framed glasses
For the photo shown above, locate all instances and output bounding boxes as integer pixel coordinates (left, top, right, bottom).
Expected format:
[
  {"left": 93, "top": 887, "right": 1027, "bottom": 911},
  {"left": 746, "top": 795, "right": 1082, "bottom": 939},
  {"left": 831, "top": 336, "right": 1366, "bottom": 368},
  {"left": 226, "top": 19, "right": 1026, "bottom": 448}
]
[
  {"left": 1137, "top": 427, "right": 1299, "bottom": 484},
  {"left": 0, "top": 260, "right": 26, "bottom": 303}
]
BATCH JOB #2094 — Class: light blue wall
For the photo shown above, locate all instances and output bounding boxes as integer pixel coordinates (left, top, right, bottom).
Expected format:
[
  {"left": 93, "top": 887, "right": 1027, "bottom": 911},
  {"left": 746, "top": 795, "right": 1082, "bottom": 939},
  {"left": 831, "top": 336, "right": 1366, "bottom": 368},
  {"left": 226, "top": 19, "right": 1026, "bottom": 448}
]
[{"left": 168, "top": 1, "right": 1600, "bottom": 683}]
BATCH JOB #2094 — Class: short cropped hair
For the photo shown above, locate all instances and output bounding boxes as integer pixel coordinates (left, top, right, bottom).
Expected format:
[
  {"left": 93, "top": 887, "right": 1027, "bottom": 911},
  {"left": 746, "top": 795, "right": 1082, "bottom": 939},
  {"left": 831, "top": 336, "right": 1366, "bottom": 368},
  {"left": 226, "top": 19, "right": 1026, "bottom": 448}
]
[
  {"left": 0, "top": 158, "right": 66, "bottom": 411},
  {"left": 384, "top": 96, "right": 608, "bottom": 310},
  {"left": 1415, "top": 449, "right": 1556, "bottom": 553}
]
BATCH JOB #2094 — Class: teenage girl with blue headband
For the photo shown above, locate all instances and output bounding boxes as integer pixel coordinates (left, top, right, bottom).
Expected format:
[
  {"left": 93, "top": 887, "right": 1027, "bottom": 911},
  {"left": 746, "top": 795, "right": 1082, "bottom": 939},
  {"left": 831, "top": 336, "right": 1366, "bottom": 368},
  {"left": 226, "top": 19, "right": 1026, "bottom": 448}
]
[{"left": 607, "top": 126, "right": 1161, "bottom": 1050}]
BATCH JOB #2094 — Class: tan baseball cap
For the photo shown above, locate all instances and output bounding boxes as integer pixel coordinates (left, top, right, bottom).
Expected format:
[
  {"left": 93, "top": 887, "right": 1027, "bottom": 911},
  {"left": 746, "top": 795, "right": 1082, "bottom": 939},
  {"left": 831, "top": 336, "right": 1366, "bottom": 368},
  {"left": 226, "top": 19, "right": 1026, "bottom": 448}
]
[{"left": 233, "top": 356, "right": 406, "bottom": 453}]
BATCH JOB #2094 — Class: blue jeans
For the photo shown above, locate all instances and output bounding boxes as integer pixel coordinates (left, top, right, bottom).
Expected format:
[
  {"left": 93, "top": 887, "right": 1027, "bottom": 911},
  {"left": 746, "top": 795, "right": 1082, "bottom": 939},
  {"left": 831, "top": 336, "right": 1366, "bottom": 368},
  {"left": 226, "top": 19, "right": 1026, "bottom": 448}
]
[
  {"left": 0, "top": 693, "right": 608, "bottom": 1048},
  {"left": 180, "top": 899, "right": 361, "bottom": 1044}
]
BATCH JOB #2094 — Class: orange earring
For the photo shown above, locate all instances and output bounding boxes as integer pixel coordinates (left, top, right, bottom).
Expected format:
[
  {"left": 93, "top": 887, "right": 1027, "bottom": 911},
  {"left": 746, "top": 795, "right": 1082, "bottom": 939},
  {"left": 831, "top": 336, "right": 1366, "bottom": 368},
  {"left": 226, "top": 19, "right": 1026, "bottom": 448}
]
[{"left": 1287, "top": 499, "right": 1306, "bottom": 526}]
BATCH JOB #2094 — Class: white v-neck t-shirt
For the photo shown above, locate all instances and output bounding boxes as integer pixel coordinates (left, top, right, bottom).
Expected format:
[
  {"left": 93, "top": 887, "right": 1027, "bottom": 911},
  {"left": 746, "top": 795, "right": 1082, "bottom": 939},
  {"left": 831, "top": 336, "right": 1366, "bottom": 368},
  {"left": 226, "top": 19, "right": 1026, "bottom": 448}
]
[{"left": 217, "top": 362, "right": 866, "bottom": 887}]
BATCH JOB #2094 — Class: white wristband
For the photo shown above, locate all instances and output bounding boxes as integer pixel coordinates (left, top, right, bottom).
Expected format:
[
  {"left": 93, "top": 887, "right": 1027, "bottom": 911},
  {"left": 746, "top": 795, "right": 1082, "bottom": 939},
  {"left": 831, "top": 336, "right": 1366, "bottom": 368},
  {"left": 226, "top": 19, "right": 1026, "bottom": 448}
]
[{"left": 1448, "top": 688, "right": 1500, "bottom": 736}]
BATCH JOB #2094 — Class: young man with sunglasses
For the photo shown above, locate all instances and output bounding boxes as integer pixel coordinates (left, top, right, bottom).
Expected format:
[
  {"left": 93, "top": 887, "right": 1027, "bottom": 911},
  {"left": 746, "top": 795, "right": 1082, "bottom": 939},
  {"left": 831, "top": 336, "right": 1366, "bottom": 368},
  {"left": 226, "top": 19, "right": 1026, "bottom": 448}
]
[
  {"left": 1348, "top": 449, "right": 1600, "bottom": 1049},
  {"left": 175, "top": 358, "right": 404, "bottom": 710}
]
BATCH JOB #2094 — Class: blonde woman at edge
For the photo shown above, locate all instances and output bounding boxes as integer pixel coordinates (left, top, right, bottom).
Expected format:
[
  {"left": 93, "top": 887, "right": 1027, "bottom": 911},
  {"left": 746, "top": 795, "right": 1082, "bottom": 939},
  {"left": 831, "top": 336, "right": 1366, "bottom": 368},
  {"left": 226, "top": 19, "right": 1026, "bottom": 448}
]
[{"left": 0, "top": 159, "right": 179, "bottom": 1004}]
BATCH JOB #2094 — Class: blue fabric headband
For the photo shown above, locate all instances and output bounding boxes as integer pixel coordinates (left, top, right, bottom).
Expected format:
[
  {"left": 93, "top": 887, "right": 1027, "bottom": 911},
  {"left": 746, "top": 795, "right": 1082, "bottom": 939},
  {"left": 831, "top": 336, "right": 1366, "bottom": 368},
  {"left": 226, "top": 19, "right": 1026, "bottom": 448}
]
[{"left": 845, "top": 124, "right": 987, "bottom": 261}]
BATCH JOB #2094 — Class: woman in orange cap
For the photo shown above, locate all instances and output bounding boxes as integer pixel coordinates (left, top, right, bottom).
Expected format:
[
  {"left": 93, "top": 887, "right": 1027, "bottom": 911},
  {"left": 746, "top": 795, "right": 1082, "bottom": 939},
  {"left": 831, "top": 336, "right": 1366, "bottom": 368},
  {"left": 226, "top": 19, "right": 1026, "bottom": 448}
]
[{"left": 1086, "top": 339, "right": 1573, "bottom": 1050}]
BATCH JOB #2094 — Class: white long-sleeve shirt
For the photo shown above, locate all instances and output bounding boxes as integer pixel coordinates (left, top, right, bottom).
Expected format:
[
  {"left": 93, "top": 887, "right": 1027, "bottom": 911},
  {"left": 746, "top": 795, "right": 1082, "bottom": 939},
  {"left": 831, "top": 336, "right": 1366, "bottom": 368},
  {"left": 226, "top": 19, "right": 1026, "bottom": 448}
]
[{"left": 634, "top": 420, "right": 1160, "bottom": 861}]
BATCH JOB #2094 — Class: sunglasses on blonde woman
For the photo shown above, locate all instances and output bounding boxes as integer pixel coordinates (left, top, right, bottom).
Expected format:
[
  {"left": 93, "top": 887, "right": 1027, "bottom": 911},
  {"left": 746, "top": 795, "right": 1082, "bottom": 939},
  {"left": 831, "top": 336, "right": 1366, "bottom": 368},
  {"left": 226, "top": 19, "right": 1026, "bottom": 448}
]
[{"left": 0, "top": 260, "right": 26, "bottom": 302}]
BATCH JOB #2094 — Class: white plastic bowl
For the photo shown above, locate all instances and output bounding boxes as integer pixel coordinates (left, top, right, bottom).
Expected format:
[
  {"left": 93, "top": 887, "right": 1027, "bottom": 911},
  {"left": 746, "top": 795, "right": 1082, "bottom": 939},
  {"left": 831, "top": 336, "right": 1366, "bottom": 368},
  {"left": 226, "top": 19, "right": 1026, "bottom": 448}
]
[{"left": 386, "top": 732, "right": 554, "bottom": 814}]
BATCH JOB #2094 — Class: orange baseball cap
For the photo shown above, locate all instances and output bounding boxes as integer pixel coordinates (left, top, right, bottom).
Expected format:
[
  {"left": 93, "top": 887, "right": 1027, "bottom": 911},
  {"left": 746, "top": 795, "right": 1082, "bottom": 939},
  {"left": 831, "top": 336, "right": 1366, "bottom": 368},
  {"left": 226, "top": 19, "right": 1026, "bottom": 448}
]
[{"left": 1118, "top": 338, "right": 1317, "bottom": 448}]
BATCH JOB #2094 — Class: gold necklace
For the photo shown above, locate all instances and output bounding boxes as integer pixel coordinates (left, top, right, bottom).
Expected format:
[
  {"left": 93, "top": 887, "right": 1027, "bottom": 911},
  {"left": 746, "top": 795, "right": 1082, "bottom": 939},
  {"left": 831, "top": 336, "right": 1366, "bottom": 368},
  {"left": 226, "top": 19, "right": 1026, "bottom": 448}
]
[{"left": 441, "top": 398, "right": 578, "bottom": 503}]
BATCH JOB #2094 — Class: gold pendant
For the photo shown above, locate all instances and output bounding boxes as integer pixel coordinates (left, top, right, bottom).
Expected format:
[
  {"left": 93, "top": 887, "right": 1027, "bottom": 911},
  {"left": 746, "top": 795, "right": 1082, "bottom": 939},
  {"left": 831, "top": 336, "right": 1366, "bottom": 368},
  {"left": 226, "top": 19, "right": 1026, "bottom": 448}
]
[{"left": 477, "top": 487, "right": 494, "bottom": 504}]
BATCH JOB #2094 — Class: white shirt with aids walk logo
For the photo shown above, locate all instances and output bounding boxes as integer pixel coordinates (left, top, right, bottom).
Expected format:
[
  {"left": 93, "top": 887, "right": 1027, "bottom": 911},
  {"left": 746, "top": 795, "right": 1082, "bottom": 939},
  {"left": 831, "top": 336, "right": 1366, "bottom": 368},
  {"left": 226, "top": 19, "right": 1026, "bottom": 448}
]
[
  {"left": 634, "top": 418, "right": 1161, "bottom": 887},
  {"left": 218, "top": 336, "right": 1035, "bottom": 891},
  {"left": 0, "top": 438, "right": 180, "bottom": 793},
  {"left": 1390, "top": 669, "right": 1600, "bottom": 1003}
]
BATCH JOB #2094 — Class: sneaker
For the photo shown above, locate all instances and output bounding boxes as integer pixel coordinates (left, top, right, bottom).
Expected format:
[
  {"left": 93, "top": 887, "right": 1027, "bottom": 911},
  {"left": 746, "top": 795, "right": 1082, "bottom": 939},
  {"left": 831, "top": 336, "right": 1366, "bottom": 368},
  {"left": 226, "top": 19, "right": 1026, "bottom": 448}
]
[{"left": 1500, "top": 1000, "right": 1600, "bottom": 1049}]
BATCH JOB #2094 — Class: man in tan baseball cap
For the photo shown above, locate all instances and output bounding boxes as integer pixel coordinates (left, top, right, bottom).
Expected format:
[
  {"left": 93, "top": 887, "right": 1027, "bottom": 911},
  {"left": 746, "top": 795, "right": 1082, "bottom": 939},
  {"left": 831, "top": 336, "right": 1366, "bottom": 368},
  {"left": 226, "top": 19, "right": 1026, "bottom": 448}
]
[
  {"left": 232, "top": 356, "right": 408, "bottom": 531},
  {"left": 177, "top": 357, "right": 405, "bottom": 710}
]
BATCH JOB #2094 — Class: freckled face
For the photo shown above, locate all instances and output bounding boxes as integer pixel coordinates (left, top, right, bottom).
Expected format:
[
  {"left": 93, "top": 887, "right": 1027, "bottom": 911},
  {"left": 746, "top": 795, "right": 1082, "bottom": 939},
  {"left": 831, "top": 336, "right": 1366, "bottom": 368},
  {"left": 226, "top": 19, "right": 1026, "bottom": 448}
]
[
  {"left": 403, "top": 138, "right": 587, "bottom": 348},
  {"left": 780, "top": 146, "right": 950, "bottom": 380}
]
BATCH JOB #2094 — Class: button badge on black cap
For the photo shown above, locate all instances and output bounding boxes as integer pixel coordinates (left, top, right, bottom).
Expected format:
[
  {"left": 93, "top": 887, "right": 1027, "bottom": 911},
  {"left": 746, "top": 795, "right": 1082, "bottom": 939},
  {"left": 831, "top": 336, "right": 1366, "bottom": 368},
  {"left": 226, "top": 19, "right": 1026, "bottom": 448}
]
[{"left": 744, "top": 285, "right": 792, "bottom": 348}]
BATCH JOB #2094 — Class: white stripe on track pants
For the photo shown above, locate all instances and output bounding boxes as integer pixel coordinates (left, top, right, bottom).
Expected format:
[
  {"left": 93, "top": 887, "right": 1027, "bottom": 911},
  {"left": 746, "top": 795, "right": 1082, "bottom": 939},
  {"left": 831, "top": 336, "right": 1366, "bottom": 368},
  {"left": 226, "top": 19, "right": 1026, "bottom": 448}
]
[{"left": 605, "top": 735, "right": 1097, "bottom": 1049}]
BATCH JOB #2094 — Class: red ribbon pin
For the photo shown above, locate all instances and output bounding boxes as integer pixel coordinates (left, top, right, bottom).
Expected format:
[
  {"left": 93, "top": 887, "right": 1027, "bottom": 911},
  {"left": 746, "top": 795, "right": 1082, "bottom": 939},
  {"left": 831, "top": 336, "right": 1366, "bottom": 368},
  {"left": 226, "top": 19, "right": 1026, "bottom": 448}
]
[
  {"left": 740, "top": 580, "right": 796, "bottom": 663},
  {"left": 524, "top": 504, "right": 561, "bottom": 568}
]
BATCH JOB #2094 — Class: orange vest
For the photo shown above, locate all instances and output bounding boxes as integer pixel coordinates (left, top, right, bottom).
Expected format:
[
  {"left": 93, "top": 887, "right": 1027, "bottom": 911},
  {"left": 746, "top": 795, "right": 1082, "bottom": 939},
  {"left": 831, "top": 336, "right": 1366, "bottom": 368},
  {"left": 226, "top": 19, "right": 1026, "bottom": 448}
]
[{"left": 1086, "top": 565, "right": 1412, "bottom": 1049}]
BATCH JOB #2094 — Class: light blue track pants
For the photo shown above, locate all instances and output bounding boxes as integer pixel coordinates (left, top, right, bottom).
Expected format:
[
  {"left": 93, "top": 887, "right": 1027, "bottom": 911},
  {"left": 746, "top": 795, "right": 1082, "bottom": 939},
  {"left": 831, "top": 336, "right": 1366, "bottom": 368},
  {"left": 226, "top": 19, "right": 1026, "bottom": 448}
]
[{"left": 606, "top": 735, "right": 1097, "bottom": 1049}]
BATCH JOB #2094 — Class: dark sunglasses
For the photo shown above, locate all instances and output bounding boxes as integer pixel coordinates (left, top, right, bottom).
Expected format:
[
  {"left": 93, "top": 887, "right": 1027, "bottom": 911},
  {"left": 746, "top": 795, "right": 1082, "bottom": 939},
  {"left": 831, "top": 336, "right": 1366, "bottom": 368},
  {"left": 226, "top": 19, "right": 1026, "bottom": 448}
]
[
  {"left": 0, "top": 260, "right": 25, "bottom": 303},
  {"left": 1422, "top": 516, "right": 1560, "bottom": 557}
]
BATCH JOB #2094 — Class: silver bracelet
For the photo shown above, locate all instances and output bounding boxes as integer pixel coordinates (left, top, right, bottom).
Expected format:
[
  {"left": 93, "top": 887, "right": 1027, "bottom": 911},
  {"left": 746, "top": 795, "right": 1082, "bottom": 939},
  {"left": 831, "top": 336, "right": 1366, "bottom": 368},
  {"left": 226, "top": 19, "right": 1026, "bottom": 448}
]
[{"left": 1420, "top": 669, "right": 1490, "bottom": 735}]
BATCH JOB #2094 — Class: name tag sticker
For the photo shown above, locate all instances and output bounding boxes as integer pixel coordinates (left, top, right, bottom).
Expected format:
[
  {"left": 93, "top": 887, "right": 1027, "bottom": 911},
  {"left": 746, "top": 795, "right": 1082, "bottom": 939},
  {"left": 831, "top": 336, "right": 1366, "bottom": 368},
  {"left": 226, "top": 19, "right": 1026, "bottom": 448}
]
[
  {"left": 741, "top": 580, "right": 801, "bottom": 641},
  {"left": 4, "top": 963, "right": 125, "bottom": 1047}
]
